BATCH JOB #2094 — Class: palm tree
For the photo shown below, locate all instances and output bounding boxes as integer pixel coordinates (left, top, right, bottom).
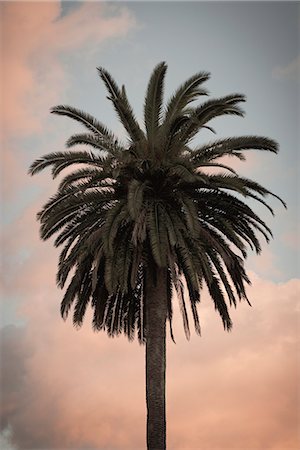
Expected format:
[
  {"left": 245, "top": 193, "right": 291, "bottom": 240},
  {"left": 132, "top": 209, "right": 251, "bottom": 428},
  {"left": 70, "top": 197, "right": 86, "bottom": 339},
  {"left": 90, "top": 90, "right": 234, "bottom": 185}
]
[{"left": 29, "top": 62, "right": 285, "bottom": 450}]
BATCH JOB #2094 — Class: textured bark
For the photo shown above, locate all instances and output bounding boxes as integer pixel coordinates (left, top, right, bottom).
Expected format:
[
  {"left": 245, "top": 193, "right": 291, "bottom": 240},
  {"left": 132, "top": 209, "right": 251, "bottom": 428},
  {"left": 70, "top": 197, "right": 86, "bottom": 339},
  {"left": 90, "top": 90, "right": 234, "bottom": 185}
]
[{"left": 145, "top": 267, "right": 167, "bottom": 450}]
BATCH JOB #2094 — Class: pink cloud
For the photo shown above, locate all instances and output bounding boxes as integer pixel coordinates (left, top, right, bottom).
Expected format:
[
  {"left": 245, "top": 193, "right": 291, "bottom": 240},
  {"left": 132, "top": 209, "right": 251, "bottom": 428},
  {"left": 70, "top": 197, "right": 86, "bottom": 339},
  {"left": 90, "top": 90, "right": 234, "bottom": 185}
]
[
  {"left": 1, "top": 1, "right": 135, "bottom": 137},
  {"left": 247, "top": 242, "right": 283, "bottom": 279},
  {"left": 167, "top": 274, "right": 300, "bottom": 449},
  {"left": 1, "top": 237, "right": 299, "bottom": 449}
]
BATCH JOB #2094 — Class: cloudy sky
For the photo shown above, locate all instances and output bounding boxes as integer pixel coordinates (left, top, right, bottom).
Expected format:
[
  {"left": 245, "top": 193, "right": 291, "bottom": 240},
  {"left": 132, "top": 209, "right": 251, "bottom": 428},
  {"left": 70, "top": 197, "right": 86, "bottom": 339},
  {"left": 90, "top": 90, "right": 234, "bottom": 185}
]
[{"left": 1, "top": 1, "right": 299, "bottom": 449}]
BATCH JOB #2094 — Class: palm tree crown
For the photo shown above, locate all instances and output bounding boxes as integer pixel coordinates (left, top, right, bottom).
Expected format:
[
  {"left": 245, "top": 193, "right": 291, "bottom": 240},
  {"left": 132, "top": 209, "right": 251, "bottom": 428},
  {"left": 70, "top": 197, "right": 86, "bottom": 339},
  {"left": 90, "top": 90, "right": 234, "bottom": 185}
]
[{"left": 29, "top": 62, "right": 285, "bottom": 342}]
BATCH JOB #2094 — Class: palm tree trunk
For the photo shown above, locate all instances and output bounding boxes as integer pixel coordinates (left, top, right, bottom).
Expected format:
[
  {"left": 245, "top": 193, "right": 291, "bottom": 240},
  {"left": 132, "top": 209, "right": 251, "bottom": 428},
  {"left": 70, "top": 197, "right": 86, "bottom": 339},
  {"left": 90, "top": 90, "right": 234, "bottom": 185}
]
[{"left": 145, "top": 267, "right": 167, "bottom": 450}]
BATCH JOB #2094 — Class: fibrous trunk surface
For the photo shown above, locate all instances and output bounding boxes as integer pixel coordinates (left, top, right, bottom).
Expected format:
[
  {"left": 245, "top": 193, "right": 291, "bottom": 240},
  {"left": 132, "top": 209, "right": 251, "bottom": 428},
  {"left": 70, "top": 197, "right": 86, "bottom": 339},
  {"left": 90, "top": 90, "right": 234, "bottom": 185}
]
[{"left": 146, "top": 267, "right": 167, "bottom": 450}]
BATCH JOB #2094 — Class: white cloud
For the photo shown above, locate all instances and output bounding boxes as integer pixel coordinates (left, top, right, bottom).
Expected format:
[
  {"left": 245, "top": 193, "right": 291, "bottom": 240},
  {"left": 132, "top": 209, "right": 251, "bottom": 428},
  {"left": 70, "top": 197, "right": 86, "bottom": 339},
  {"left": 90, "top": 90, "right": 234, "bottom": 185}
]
[
  {"left": 0, "top": 425, "right": 18, "bottom": 450},
  {"left": 272, "top": 55, "right": 300, "bottom": 81}
]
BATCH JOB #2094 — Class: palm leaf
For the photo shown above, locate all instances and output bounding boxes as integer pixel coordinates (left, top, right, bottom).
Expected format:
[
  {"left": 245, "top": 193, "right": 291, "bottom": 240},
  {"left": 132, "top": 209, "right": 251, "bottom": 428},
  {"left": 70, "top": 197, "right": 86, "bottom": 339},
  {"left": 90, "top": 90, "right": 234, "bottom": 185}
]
[
  {"left": 179, "top": 94, "right": 246, "bottom": 144},
  {"left": 29, "top": 150, "right": 109, "bottom": 177},
  {"left": 192, "top": 136, "right": 279, "bottom": 164},
  {"left": 51, "top": 105, "right": 114, "bottom": 138},
  {"left": 163, "top": 71, "right": 210, "bottom": 129},
  {"left": 144, "top": 62, "right": 167, "bottom": 149},
  {"left": 128, "top": 179, "right": 147, "bottom": 219},
  {"left": 97, "top": 67, "right": 145, "bottom": 144},
  {"left": 175, "top": 277, "right": 190, "bottom": 340},
  {"left": 66, "top": 132, "right": 124, "bottom": 155}
]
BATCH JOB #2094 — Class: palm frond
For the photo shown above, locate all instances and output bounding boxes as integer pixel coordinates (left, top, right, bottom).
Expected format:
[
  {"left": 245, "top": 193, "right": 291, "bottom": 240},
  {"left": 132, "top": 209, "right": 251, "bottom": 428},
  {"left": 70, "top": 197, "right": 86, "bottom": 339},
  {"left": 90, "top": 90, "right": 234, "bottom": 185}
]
[
  {"left": 58, "top": 168, "right": 113, "bottom": 191},
  {"left": 174, "top": 277, "right": 190, "bottom": 340},
  {"left": 192, "top": 136, "right": 279, "bottom": 164},
  {"left": 166, "top": 268, "right": 175, "bottom": 342},
  {"left": 97, "top": 67, "right": 145, "bottom": 144},
  {"left": 128, "top": 179, "right": 147, "bottom": 220},
  {"left": 29, "top": 150, "right": 109, "bottom": 177},
  {"left": 144, "top": 62, "right": 167, "bottom": 149},
  {"left": 178, "top": 94, "right": 246, "bottom": 144},
  {"left": 206, "top": 274, "right": 233, "bottom": 331},
  {"left": 163, "top": 71, "right": 210, "bottom": 129},
  {"left": 66, "top": 132, "right": 124, "bottom": 155},
  {"left": 102, "top": 200, "right": 129, "bottom": 254},
  {"left": 147, "top": 202, "right": 169, "bottom": 267},
  {"left": 51, "top": 105, "right": 114, "bottom": 138}
]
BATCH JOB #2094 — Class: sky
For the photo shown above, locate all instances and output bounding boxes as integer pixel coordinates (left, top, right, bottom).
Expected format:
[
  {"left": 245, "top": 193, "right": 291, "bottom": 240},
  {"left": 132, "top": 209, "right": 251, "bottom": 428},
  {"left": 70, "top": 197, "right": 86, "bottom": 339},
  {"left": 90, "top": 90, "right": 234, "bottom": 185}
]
[{"left": 0, "top": 1, "right": 299, "bottom": 449}]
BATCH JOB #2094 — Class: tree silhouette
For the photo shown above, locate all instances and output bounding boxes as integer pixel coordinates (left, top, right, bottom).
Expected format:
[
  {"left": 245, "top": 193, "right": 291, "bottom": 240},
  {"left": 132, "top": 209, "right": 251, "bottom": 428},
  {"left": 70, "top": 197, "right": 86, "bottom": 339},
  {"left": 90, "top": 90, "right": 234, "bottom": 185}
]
[{"left": 29, "top": 62, "right": 285, "bottom": 449}]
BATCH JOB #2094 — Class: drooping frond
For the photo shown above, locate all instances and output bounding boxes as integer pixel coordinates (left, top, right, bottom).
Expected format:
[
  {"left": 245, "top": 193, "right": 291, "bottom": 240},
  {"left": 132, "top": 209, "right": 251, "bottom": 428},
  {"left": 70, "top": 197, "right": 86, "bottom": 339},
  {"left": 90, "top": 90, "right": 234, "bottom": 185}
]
[
  {"left": 203, "top": 173, "right": 286, "bottom": 207},
  {"left": 147, "top": 202, "right": 170, "bottom": 267},
  {"left": 28, "top": 150, "right": 110, "bottom": 177},
  {"left": 206, "top": 273, "right": 233, "bottom": 331},
  {"left": 166, "top": 268, "right": 175, "bottom": 342},
  {"left": 176, "top": 278, "right": 191, "bottom": 340},
  {"left": 127, "top": 179, "right": 147, "bottom": 220},
  {"left": 102, "top": 199, "right": 129, "bottom": 255}
]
